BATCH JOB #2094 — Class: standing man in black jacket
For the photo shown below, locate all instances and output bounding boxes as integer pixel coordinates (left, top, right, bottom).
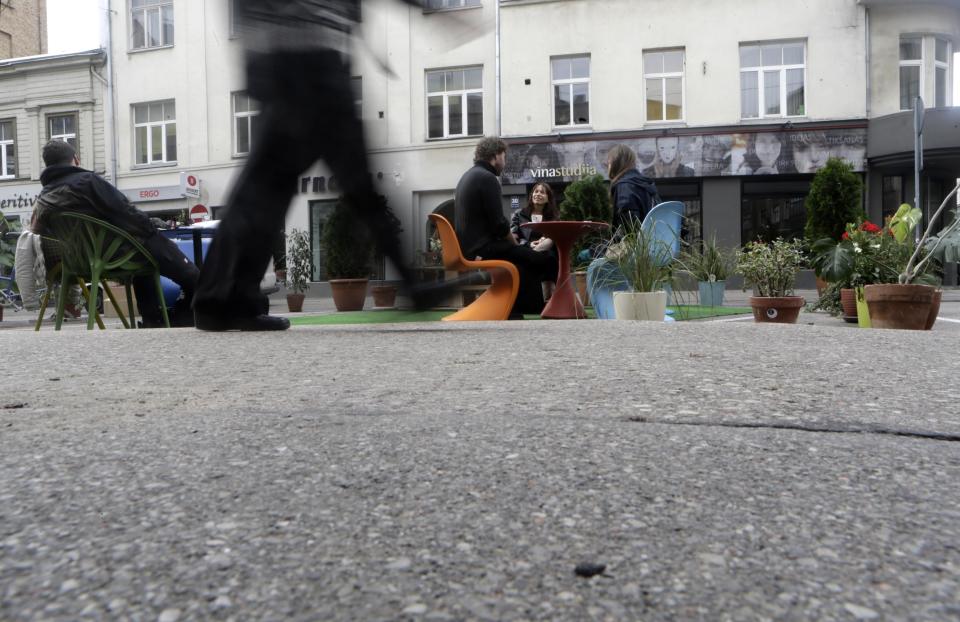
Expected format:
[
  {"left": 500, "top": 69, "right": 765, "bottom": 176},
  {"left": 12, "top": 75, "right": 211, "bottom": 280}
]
[
  {"left": 455, "top": 138, "right": 557, "bottom": 316},
  {"left": 193, "top": 0, "right": 440, "bottom": 331},
  {"left": 36, "top": 140, "right": 198, "bottom": 328}
]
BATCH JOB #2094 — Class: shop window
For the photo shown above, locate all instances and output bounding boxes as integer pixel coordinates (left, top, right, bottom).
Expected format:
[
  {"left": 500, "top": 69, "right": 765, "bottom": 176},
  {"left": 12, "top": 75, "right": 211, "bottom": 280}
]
[
  {"left": 740, "top": 41, "right": 805, "bottom": 119},
  {"left": 657, "top": 181, "right": 701, "bottom": 245},
  {"left": 740, "top": 179, "right": 811, "bottom": 244},
  {"left": 881, "top": 175, "right": 903, "bottom": 222}
]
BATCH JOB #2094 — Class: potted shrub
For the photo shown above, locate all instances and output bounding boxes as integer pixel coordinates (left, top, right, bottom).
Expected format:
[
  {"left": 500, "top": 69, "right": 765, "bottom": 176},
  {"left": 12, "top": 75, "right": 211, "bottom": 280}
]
[
  {"left": 678, "top": 234, "right": 732, "bottom": 307},
  {"left": 285, "top": 228, "right": 312, "bottom": 312},
  {"left": 321, "top": 198, "right": 372, "bottom": 312},
  {"left": 804, "top": 158, "right": 865, "bottom": 295},
  {"left": 369, "top": 201, "right": 403, "bottom": 310},
  {"left": 601, "top": 222, "right": 674, "bottom": 321},
  {"left": 559, "top": 174, "right": 613, "bottom": 307},
  {"left": 736, "top": 238, "right": 806, "bottom": 323}
]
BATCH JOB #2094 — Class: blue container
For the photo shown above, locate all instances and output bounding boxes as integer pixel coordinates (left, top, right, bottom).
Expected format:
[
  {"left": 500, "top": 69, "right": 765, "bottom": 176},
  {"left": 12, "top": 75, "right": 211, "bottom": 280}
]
[
  {"left": 159, "top": 229, "right": 214, "bottom": 307},
  {"left": 698, "top": 281, "right": 726, "bottom": 307}
]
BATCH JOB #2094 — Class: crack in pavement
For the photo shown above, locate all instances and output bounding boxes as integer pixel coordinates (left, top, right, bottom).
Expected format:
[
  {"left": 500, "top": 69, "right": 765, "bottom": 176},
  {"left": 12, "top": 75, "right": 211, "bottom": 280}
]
[{"left": 625, "top": 417, "right": 960, "bottom": 443}]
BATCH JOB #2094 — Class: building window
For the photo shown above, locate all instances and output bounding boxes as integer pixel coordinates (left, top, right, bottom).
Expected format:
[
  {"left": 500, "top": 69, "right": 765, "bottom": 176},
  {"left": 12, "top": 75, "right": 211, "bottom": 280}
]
[
  {"left": 131, "top": 0, "right": 173, "bottom": 50},
  {"left": 0, "top": 120, "right": 15, "bottom": 179},
  {"left": 935, "top": 38, "right": 952, "bottom": 108},
  {"left": 644, "top": 49, "right": 684, "bottom": 122},
  {"left": 48, "top": 113, "right": 78, "bottom": 149},
  {"left": 741, "top": 179, "right": 811, "bottom": 244},
  {"left": 740, "top": 41, "right": 805, "bottom": 119},
  {"left": 133, "top": 101, "right": 176, "bottom": 165},
  {"left": 426, "top": 67, "right": 483, "bottom": 139},
  {"left": 229, "top": 0, "right": 240, "bottom": 37},
  {"left": 899, "top": 36, "right": 922, "bottom": 111},
  {"left": 232, "top": 93, "right": 260, "bottom": 157},
  {"left": 424, "top": 0, "right": 480, "bottom": 10},
  {"left": 881, "top": 175, "right": 903, "bottom": 222},
  {"left": 552, "top": 55, "right": 590, "bottom": 127},
  {"left": 351, "top": 76, "right": 362, "bottom": 119}
]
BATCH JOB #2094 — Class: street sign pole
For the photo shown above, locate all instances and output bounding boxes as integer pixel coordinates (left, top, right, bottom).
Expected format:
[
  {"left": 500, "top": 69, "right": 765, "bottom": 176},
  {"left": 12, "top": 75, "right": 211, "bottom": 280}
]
[{"left": 914, "top": 96, "right": 925, "bottom": 244}]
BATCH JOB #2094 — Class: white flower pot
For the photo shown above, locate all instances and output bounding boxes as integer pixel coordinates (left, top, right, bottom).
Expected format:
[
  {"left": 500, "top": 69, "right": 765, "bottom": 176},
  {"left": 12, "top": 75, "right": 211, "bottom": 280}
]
[{"left": 612, "top": 290, "right": 667, "bottom": 321}]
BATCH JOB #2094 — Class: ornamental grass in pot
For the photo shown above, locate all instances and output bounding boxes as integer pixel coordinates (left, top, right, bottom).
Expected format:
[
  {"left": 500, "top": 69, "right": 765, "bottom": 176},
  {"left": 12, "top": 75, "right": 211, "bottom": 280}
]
[
  {"left": 735, "top": 238, "right": 806, "bottom": 324},
  {"left": 601, "top": 222, "right": 675, "bottom": 321},
  {"left": 678, "top": 234, "right": 732, "bottom": 307}
]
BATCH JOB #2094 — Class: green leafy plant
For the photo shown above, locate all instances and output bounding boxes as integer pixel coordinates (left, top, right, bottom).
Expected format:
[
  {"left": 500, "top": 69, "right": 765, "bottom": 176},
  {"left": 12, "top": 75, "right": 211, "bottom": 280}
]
[
  {"left": 736, "top": 238, "right": 805, "bottom": 297},
  {"left": 0, "top": 211, "right": 22, "bottom": 273},
  {"left": 558, "top": 174, "right": 612, "bottom": 268},
  {"left": 678, "top": 234, "right": 732, "bottom": 282},
  {"left": 803, "top": 157, "right": 865, "bottom": 244},
  {"left": 603, "top": 222, "right": 675, "bottom": 293},
  {"left": 322, "top": 198, "right": 372, "bottom": 279},
  {"left": 900, "top": 181, "right": 960, "bottom": 284},
  {"left": 285, "top": 228, "right": 313, "bottom": 294}
]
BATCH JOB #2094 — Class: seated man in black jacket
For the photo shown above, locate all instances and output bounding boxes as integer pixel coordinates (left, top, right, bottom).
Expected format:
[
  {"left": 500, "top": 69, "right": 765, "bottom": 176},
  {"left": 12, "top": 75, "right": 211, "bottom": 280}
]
[
  {"left": 455, "top": 138, "right": 557, "bottom": 316},
  {"left": 34, "top": 140, "right": 198, "bottom": 327}
]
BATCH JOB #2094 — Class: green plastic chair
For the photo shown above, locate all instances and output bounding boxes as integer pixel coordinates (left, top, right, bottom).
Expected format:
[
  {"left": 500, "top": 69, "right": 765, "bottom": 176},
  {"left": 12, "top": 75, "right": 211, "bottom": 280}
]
[{"left": 35, "top": 211, "right": 169, "bottom": 331}]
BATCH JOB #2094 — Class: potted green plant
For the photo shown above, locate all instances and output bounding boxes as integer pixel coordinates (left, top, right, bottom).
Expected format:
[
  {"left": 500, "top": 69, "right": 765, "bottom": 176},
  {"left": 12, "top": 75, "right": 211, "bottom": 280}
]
[
  {"left": 602, "top": 222, "right": 675, "bottom": 321},
  {"left": 559, "top": 174, "right": 613, "bottom": 307},
  {"left": 321, "top": 198, "right": 372, "bottom": 312},
  {"left": 285, "top": 228, "right": 312, "bottom": 312},
  {"left": 369, "top": 200, "right": 403, "bottom": 310},
  {"left": 803, "top": 158, "right": 865, "bottom": 294},
  {"left": 862, "top": 182, "right": 960, "bottom": 329},
  {"left": 736, "top": 238, "right": 806, "bottom": 323},
  {"left": 678, "top": 234, "right": 732, "bottom": 307}
]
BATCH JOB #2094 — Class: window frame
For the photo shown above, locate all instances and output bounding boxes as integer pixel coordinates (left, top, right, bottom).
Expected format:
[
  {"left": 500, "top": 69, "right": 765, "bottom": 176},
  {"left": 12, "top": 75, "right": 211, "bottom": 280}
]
[
  {"left": 423, "top": 0, "right": 481, "bottom": 13},
  {"left": 132, "top": 100, "right": 177, "bottom": 166},
  {"left": 643, "top": 48, "right": 686, "bottom": 123},
  {"left": 130, "top": 0, "right": 174, "bottom": 51},
  {"left": 0, "top": 119, "right": 16, "bottom": 180},
  {"left": 934, "top": 37, "right": 952, "bottom": 108},
  {"left": 899, "top": 35, "right": 924, "bottom": 111},
  {"left": 47, "top": 112, "right": 79, "bottom": 149},
  {"left": 425, "top": 66, "right": 484, "bottom": 140},
  {"left": 231, "top": 92, "right": 260, "bottom": 157},
  {"left": 739, "top": 40, "right": 807, "bottom": 120},
  {"left": 551, "top": 54, "right": 591, "bottom": 128}
]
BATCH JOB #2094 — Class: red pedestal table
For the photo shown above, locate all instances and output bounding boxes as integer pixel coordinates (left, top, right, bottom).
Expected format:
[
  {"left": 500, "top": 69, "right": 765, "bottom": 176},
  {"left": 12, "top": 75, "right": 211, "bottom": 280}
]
[{"left": 521, "top": 220, "right": 609, "bottom": 319}]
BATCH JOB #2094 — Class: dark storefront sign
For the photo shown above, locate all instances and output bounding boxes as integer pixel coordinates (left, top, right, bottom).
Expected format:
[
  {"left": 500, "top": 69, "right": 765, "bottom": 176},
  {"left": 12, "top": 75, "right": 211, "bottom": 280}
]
[{"left": 503, "top": 127, "right": 867, "bottom": 184}]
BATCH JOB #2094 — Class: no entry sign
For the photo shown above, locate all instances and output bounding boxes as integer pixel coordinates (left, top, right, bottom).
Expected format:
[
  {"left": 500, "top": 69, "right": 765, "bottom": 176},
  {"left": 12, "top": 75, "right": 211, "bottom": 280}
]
[{"left": 189, "top": 204, "right": 210, "bottom": 223}]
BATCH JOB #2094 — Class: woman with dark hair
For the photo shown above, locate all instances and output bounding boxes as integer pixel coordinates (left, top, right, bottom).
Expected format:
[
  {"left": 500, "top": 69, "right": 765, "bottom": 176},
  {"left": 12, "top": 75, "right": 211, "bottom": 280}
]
[
  {"left": 607, "top": 144, "right": 661, "bottom": 229},
  {"left": 510, "top": 181, "right": 558, "bottom": 300}
]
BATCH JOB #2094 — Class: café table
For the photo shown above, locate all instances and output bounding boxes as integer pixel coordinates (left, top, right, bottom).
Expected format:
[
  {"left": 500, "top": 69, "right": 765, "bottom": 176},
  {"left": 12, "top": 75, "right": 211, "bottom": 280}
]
[{"left": 521, "top": 220, "right": 609, "bottom": 319}]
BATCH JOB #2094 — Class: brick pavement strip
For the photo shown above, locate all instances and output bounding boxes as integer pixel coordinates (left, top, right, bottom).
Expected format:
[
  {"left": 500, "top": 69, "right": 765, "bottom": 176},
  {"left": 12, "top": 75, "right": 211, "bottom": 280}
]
[{"left": 1, "top": 321, "right": 959, "bottom": 620}]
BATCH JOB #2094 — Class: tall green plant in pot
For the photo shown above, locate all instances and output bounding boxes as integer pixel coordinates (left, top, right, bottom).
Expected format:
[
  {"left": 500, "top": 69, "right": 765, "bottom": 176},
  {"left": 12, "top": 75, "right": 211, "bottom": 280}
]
[
  {"left": 322, "top": 197, "right": 373, "bottom": 312},
  {"left": 679, "top": 234, "right": 732, "bottom": 307},
  {"left": 804, "top": 157, "right": 864, "bottom": 295},
  {"left": 603, "top": 222, "right": 675, "bottom": 321},
  {"left": 736, "top": 238, "right": 806, "bottom": 323},
  {"left": 285, "top": 228, "right": 312, "bottom": 312}
]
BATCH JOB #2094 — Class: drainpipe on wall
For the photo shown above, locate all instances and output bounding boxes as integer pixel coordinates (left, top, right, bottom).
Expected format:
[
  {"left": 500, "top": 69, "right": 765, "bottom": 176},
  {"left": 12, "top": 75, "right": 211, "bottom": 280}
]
[
  {"left": 495, "top": 0, "right": 501, "bottom": 137},
  {"left": 105, "top": 0, "right": 119, "bottom": 185},
  {"left": 863, "top": 6, "right": 871, "bottom": 218}
]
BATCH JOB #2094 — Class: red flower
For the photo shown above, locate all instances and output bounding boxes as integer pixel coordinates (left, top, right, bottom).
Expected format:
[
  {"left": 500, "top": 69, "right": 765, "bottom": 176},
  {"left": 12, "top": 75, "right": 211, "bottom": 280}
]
[
  {"left": 861, "top": 222, "right": 881, "bottom": 234},
  {"left": 841, "top": 231, "right": 850, "bottom": 240}
]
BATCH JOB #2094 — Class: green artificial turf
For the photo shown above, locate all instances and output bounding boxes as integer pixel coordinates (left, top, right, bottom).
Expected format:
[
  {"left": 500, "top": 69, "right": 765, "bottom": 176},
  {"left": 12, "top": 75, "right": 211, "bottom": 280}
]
[{"left": 287, "top": 305, "right": 752, "bottom": 326}]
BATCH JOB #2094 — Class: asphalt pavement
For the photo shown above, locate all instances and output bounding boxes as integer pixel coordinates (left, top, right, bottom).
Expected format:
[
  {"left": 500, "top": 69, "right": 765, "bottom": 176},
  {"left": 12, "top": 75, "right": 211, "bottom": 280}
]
[{"left": 2, "top": 293, "right": 960, "bottom": 620}]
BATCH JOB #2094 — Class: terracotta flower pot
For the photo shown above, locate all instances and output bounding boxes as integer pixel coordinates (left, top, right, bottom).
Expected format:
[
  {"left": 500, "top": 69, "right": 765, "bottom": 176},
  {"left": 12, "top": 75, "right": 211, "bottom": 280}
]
[
  {"left": 371, "top": 285, "right": 398, "bottom": 309},
  {"left": 924, "top": 289, "right": 942, "bottom": 331},
  {"left": 748, "top": 296, "right": 805, "bottom": 324},
  {"left": 574, "top": 270, "right": 590, "bottom": 307},
  {"left": 329, "top": 278, "right": 368, "bottom": 312},
  {"left": 286, "top": 292, "right": 305, "bottom": 312},
  {"left": 863, "top": 283, "right": 934, "bottom": 330},
  {"left": 839, "top": 288, "right": 858, "bottom": 323},
  {"left": 815, "top": 275, "right": 828, "bottom": 298}
]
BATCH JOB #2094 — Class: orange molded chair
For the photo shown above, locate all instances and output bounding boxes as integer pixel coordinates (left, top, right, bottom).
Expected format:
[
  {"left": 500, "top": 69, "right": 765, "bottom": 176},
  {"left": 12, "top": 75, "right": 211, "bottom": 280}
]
[{"left": 428, "top": 214, "right": 519, "bottom": 321}]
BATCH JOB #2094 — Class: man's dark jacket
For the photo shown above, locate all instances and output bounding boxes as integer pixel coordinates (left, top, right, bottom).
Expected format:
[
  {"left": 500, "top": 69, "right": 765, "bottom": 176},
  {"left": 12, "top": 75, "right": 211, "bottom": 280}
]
[
  {"left": 611, "top": 169, "right": 661, "bottom": 230},
  {"left": 37, "top": 165, "right": 155, "bottom": 240},
  {"left": 454, "top": 162, "right": 509, "bottom": 258}
]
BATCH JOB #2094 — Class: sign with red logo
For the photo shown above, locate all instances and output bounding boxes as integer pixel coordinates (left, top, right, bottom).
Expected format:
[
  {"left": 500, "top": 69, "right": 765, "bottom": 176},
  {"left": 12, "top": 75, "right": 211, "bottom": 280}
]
[
  {"left": 189, "top": 204, "right": 210, "bottom": 223},
  {"left": 180, "top": 172, "right": 201, "bottom": 199}
]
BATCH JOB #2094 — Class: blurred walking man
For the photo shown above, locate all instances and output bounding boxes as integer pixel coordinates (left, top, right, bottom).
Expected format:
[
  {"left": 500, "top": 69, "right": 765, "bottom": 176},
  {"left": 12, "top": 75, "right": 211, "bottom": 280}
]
[{"left": 194, "top": 0, "right": 434, "bottom": 331}]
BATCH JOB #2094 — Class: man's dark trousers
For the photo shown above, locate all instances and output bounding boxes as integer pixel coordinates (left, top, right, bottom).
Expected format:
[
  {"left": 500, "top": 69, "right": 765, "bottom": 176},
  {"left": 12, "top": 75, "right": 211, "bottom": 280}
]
[
  {"left": 193, "top": 50, "right": 409, "bottom": 318},
  {"left": 476, "top": 240, "right": 558, "bottom": 315},
  {"left": 133, "top": 234, "right": 200, "bottom": 325}
]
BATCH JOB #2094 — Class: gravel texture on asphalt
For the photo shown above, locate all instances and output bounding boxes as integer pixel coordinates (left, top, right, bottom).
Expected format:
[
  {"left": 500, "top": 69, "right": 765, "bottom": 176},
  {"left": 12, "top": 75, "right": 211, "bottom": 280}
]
[{"left": 2, "top": 321, "right": 959, "bottom": 621}]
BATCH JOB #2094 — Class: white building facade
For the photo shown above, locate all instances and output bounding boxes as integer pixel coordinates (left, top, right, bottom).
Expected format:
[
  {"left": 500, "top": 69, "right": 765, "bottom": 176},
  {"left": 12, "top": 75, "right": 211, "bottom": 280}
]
[
  {"left": 103, "top": 0, "right": 960, "bottom": 282},
  {"left": 0, "top": 50, "right": 108, "bottom": 227}
]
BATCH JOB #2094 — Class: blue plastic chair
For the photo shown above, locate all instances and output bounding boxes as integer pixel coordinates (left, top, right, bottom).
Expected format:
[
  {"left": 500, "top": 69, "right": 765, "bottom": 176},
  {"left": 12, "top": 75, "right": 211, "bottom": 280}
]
[{"left": 588, "top": 201, "right": 684, "bottom": 320}]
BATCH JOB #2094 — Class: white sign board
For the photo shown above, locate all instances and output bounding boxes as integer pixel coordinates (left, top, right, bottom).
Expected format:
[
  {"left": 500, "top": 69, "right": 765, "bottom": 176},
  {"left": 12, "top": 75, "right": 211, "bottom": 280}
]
[{"left": 180, "top": 172, "right": 201, "bottom": 199}]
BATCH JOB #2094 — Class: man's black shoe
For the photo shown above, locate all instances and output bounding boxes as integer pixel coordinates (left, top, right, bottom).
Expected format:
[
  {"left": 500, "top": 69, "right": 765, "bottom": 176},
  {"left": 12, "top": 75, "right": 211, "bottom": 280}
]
[{"left": 195, "top": 312, "right": 291, "bottom": 332}]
